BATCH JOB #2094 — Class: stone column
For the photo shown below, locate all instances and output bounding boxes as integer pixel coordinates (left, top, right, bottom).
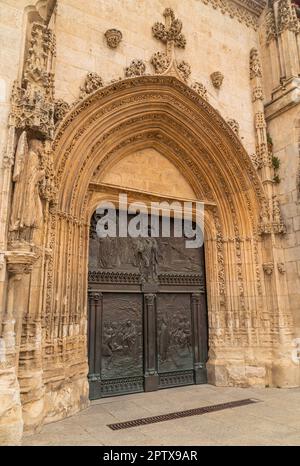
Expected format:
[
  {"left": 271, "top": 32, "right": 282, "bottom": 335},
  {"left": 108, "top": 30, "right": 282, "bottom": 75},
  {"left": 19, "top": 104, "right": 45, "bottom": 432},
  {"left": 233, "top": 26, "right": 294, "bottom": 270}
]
[
  {"left": 87, "top": 291, "right": 103, "bottom": 400},
  {"left": 143, "top": 293, "right": 159, "bottom": 391},
  {"left": 191, "top": 293, "right": 208, "bottom": 384}
]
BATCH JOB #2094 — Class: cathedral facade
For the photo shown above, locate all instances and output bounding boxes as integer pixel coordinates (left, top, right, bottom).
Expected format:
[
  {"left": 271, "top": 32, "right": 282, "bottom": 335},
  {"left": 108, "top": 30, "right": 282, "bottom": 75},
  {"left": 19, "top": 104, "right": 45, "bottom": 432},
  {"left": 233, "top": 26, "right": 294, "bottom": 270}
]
[{"left": 0, "top": 0, "right": 300, "bottom": 445}]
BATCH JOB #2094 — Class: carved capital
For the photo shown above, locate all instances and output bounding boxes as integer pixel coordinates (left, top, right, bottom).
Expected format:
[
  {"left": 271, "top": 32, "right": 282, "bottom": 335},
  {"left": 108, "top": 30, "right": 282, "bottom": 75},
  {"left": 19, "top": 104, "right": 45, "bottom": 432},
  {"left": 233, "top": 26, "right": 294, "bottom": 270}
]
[{"left": 6, "top": 250, "right": 39, "bottom": 276}]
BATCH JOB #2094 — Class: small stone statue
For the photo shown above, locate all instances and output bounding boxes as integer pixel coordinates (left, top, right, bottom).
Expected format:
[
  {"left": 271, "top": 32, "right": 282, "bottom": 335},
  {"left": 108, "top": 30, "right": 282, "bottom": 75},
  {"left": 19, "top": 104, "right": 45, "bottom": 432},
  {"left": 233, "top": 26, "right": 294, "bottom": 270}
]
[{"left": 10, "top": 131, "right": 45, "bottom": 241}]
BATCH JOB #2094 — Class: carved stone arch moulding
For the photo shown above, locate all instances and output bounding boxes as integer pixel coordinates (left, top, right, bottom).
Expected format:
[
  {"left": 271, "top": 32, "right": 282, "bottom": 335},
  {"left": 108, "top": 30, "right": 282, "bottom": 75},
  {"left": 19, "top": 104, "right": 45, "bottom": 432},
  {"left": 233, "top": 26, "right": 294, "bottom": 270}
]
[{"left": 36, "top": 75, "right": 291, "bottom": 401}]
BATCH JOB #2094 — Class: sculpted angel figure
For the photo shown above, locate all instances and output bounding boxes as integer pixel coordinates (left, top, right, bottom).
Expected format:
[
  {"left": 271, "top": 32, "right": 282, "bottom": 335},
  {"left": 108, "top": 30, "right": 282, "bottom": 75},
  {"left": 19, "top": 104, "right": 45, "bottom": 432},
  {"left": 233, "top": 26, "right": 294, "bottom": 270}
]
[{"left": 9, "top": 131, "right": 45, "bottom": 240}]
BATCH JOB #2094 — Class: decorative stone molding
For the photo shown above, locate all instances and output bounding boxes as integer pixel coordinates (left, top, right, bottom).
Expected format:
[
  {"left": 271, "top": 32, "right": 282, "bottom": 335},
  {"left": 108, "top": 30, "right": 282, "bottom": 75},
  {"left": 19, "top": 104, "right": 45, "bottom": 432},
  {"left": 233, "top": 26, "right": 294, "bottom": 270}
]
[
  {"left": 200, "top": 0, "right": 266, "bottom": 30},
  {"left": 265, "top": 6, "right": 277, "bottom": 43},
  {"left": 125, "top": 59, "right": 146, "bottom": 77},
  {"left": 263, "top": 262, "right": 274, "bottom": 275},
  {"left": 277, "top": 262, "right": 286, "bottom": 274},
  {"left": 255, "top": 111, "right": 267, "bottom": 129},
  {"left": 191, "top": 82, "right": 209, "bottom": 101},
  {"left": 278, "top": 0, "right": 300, "bottom": 34},
  {"left": 9, "top": 22, "right": 56, "bottom": 140},
  {"left": 79, "top": 72, "right": 104, "bottom": 99},
  {"left": 104, "top": 29, "right": 122, "bottom": 48},
  {"left": 151, "top": 8, "right": 191, "bottom": 82},
  {"left": 9, "top": 21, "right": 56, "bottom": 139},
  {"left": 258, "top": 196, "right": 286, "bottom": 235},
  {"left": 227, "top": 119, "right": 240, "bottom": 136},
  {"left": 54, "top": 99, "right": 70, "bottom": 124},
  {"left": 210, "top": 71, "right": 224, "bottom": 89}
]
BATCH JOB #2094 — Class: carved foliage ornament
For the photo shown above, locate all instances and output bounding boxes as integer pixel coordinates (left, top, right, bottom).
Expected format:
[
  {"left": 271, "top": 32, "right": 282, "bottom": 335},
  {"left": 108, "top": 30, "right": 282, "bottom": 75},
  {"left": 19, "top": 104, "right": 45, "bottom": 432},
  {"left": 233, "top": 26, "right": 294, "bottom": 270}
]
[
  {"left": 227, "top": 119, "right": 240, "bottom": 136},
  {"left": 125, "top": 59, "right": 146, "bottom": 78},
  {"left": 80, "top": 72, "right": 104, "bottom": 99},
  {"left": 210, "top": 71, "right": 224, "bottom": 89},
  {"left": 191, "top": 82, "right": 209, "bottom": 101},
  {"left": 54, "top": 99, "right": 70, "bottom": 124},
  {"left": 152, "top": 8, "right": 186, "bottom": 48},
  {"left": 104, "top": 29, "right": 122, "bottom": 48}
]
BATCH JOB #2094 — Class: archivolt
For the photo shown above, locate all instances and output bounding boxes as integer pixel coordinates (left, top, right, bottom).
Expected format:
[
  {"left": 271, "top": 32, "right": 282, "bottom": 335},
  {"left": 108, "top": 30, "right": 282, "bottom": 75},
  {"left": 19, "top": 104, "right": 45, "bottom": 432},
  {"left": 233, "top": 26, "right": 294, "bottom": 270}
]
[{"left": 52, "top": 75, "right": 265, "bottom": 237}]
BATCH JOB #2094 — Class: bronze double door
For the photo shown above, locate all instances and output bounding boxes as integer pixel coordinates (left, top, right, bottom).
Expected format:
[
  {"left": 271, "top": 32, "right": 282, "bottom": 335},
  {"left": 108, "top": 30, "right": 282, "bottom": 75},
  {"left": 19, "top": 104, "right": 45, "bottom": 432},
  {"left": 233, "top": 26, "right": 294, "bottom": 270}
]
[{"left": 88, "top": 212, "right": 208, "bottom": 399}]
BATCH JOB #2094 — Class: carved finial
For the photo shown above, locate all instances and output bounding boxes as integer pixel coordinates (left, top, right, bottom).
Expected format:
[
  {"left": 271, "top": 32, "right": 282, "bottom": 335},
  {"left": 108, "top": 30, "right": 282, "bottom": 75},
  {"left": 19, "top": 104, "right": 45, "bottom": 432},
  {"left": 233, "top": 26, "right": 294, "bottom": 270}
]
[
  {"left": 152, "top": 8, "right": 186, "bottom": 48},
  {"left": 151, "top": 9, "right": 191, "bottom": 82}
]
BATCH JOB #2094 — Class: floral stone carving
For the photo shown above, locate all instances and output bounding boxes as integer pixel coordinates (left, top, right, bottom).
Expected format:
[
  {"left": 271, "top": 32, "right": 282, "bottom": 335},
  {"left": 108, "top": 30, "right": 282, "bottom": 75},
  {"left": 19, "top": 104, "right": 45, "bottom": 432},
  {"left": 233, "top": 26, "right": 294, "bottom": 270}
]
[
  {"left": 125, "top": 59, "right": 146, "bottom": 77},
  {"left": 79, "top": 72, "right": 104, "bottom": 99}
]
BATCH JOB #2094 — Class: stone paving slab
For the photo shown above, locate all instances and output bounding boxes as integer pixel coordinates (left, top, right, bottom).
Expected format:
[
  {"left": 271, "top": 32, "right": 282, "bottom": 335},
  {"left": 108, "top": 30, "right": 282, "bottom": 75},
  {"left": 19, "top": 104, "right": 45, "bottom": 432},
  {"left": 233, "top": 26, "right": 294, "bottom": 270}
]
[{"left": 22, "top": 385, "right": 300, "bottom": 446}]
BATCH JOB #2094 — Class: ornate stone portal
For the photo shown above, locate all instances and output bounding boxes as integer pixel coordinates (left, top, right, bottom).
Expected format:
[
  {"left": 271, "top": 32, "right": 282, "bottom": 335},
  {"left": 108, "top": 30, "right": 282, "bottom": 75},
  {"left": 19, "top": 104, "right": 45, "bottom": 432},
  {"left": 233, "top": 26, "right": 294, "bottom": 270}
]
[{"left": 0, "top": 0, "right": 299, "bottom": 447}]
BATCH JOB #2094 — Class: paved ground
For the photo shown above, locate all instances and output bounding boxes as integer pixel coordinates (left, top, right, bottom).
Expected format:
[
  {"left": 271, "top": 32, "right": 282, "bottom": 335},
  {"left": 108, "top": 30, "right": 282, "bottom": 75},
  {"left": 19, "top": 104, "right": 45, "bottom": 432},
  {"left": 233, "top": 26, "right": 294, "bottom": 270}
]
[{"left": 22, "top": 384, "right": 300, "bottom": 446}]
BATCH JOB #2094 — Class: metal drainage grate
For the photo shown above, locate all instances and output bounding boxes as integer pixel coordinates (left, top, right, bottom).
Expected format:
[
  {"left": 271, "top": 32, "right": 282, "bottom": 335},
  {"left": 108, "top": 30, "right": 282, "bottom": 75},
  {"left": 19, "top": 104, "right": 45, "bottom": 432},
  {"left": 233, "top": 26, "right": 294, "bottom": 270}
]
[{"left": 107, "top": 398, "right": 260, "bottom": 431}]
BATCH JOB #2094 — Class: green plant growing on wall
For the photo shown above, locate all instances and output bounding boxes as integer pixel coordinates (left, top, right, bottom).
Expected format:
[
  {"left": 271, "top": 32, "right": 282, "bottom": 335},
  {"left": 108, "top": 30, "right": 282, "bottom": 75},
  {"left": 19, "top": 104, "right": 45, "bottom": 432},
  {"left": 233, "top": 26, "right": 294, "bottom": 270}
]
[
  {"left": 273, "top": 174, "right": 281, "bottom": 184},
  {"left": 272, "top": 156, "right": 280, "bottom": 170},
  {"left": 267, "top": 133, "right": 273, "bottom": 147}
]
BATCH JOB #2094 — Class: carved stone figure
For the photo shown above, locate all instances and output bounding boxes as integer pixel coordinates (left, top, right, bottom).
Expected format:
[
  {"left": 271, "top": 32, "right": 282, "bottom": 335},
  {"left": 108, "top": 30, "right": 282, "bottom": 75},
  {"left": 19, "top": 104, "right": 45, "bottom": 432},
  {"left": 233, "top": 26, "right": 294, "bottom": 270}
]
[
  {"left": 136, "top": 236, "right": 159, "bottom": 283},
  {"left": 9, "top": 132, "right": 45, "bottom": 240},
  {"left": 249, "top": 48, "right": 262, "bottom": 79}
]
